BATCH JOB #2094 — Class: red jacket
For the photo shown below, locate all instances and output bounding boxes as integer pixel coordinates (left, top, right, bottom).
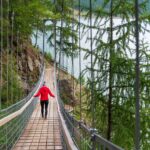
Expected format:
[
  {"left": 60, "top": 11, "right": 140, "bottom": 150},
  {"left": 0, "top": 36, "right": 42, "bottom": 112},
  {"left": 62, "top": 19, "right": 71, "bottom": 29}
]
[{"left": 34, "top": 86, "right": 55, "bottom": 101}]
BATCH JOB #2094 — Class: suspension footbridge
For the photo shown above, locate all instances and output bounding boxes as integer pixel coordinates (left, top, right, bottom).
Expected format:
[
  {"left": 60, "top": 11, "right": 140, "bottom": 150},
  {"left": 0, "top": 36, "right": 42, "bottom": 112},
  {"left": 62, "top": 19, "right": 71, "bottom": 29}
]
[
  {"left": 13, "top": 68, "right": 62, "bottom": 150},
  {"left": 0, "top": 0, "right": 147, "bottom": 149},
  {"left": 0, "top": 66, "right": 123, "bottom": 150}
]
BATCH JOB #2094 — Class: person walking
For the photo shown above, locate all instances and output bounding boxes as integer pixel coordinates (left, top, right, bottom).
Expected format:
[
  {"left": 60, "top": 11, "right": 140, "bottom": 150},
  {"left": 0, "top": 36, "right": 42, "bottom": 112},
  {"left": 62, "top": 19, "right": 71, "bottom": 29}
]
[{"left": 34, "top": 81, "right": 55, "bottom": 119}]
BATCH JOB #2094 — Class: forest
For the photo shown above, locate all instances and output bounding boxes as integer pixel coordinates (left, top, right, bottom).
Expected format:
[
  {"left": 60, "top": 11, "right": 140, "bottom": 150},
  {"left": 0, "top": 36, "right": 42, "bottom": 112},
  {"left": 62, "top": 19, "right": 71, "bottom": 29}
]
[
  {"left": 0, "top": 0, "right": 55, "bottom": 108},
  {"left": 77, "top": 0, "right": 149, "bottom": 10},
  {"left": 0, "top": 0, "right": 150, "bottom": 149}
]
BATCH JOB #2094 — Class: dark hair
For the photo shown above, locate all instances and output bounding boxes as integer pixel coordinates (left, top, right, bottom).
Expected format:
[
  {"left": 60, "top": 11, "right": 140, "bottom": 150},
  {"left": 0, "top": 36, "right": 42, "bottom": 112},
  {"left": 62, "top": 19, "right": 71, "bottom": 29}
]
[{"left": 43, "top": 81, "right": 46, "bottom": 86}]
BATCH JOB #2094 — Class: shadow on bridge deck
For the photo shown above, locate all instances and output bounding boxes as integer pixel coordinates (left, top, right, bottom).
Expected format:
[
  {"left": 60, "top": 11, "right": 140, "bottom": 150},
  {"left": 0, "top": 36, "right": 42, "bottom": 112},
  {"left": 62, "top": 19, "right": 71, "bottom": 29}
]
[{"left": 13, "top": 68, "right": 63, "bottom": 150}]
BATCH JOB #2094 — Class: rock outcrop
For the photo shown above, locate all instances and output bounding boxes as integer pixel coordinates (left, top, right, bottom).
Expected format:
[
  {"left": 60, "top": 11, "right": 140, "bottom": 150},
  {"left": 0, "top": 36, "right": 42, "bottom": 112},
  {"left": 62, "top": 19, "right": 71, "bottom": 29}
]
[{"left": 15, "top": 40, "right": 42, "bottom": 93}]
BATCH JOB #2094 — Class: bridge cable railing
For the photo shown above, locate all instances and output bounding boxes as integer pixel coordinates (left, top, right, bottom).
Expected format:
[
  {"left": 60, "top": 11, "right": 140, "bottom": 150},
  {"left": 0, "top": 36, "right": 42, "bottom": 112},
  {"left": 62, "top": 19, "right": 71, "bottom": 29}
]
[
  {"left": 0, "top": 66, "right": 45, "bottom": 150},
  {"left": 56, "top": 65, "right": 124, "bottom": 150},
  {"left": 0, "top": 66, "right": 44, "bottom": 119}
]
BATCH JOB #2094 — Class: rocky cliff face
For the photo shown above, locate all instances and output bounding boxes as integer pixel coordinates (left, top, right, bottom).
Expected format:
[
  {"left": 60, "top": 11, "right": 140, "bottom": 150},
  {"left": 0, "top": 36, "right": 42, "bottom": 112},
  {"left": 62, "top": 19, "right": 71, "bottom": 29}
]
[
  {"left": 0, "top": 39, "right": 43, "bottom": 108},
  {"left": 16, "top": 40, "right": 42, "bottom": 93}
]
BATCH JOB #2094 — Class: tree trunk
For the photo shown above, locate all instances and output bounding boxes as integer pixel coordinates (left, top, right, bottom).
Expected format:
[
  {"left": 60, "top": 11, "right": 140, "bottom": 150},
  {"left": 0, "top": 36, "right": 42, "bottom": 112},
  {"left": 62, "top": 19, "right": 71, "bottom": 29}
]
[{"left": 107, "top": 0, "right": 113, "bottom": 140}]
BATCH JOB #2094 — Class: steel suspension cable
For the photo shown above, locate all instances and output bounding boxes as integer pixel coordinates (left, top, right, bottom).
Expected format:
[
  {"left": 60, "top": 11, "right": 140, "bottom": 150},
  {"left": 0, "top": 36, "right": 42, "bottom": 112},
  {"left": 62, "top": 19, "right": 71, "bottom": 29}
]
[
  {"left": 71, "top": 0, "right": 75, "bottom": 111},
  {"left": 42, "top": 20, "right": 45, "bottom": 68},
  {"left": 89, "top": 0, "right": 95, "bottom": 128},
  {"left": 25, "top": 51, "right": 28, "bottom": 96},
  {"left": 6, "top": 4, "right": 9, "bottom": 143},
  {"left": 54, "top": 0, "right": 57, "bottom": 81},
  {"left": 6, "top": 0, "right": 10, "bottom": 107},
  {"left": 0, "top": 0, "right": 3, "bottom": 109},
  {"left": 78, "top": 0, "right": 82, "bottom": 121},
  {"left": 35, "top": 22, "right": 38, "bottom": 47},
  {"left": 58, "top": 0, "right": 64, "bottom": 82},
  {"left": 62, "top": 51, "right": 64, "bottom": 69},
  {"left": 78, "top": 0, "right": 83, "bottom": 148},
  {"left": 71, "top": 1, "right": 76, "bottom": 139},
  {"left": 20, "top": 42, "right": 23, "bottom": 98},
  {"left": 10, "top": 9, "right": 14, "bottom": 104},
  {"left": 135, "top": 0, "right": 140, "bottom": 149},
  {"left": 16, "top": 31, "right": 20, "bottom": 100},
  {"left": 16, "top": 30, "right": 19, "bottom": 100}
]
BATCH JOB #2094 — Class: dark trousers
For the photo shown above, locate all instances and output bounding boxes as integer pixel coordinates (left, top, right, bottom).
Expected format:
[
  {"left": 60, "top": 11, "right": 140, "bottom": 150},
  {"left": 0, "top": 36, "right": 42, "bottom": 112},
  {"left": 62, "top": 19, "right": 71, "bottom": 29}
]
[{"left": 40, "top": 100, "right": 49, "bottom": 118}]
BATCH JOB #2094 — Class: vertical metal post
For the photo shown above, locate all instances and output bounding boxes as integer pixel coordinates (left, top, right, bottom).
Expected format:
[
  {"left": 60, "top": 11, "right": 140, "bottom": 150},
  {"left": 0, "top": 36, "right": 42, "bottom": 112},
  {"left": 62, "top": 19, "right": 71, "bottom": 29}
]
[
  {"left": 0, "top": 0, "right": 3, "bottom": 109},
  {"left": 54, "top": 7, "right": 57, "bottom": 81},
  {"left": 54, "top": 0, "right": 57, "bottom": 80},
  {"left": 78, "top": 0, "right": 82, "bottom": 121},
  {"left": 6, "top": 0, "right": 10, "bottom": 107},
  {"left": 58, "top": 0, "right": 64, "bottom": 82},
  {"left": 89, "top": 0, "right": 96, "bottom": 149},
  {"left": 135, "top": 0, "right": 140, "bottom": 149},
  {"left": 35, "top": 23, "right": 38, "bottom": 47},
  {"left": 78, "top": 0, "right": 82, "bottom": 148},
  {"left": 53, "top": 0, "right": 57, "bottom": 90},
  {"left": 10, "top": 11, "right": 14, "bottom": 103},
  {"left": 71, "top": 0, "right": 75, "bottom": 137},
  {"left": 90, "top": 128, "right": 97, "bottom": 150},
  {"left": 42, "top": 20, "right": 45, "bottom": 67},
  {"left": 71, "top": 0, "right": 75, "bottom": 104},
  {"left": 16, "top": 30, "right": 19, "bottom": 100},
  {"left": 89, "top": 0, "right": 95, "bottom": 129}
]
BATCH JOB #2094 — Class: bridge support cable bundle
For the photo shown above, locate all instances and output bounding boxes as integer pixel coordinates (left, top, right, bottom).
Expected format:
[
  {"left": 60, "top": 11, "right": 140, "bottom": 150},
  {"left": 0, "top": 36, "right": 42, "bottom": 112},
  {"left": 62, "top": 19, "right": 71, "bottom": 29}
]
[{"left": 0, "top": 67, "right": 45, "bottom": 150}]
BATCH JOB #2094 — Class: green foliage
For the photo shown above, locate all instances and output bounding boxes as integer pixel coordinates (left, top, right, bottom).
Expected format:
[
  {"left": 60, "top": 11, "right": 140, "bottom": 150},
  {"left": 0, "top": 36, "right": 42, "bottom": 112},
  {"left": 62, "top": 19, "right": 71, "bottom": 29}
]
[
  {"left": 1, "top": 0, "right": 150, "bottom": 149},
  {"left": 1, "top": 0, "right": 54, "bottom": 45},
  {"left": 46, "top": 0, "right": 79, "bottom": 58},
  {"left": 1, "top": 53, "right": 24, "bottom": 108},
  {"left": 79, "top": 0, "right": 150, "bottom": 149},
  {"left": 45, "top": 52, "right": 52, "bottom": 61},
  {"left": 0, "top": 0, "right": 57, "bottom": 108},
  {"left": 78, "top": 75, "right": 85, "bottom": 85},
  {"left": 75, "top": 0, "right": 150, "bottom": 11}
]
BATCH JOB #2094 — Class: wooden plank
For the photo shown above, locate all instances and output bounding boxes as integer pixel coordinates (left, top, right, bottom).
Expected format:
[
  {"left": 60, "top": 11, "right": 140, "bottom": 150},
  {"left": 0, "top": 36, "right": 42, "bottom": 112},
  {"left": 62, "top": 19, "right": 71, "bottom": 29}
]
[{"left": 13, "top": 69, "right": 62, "bottom": 150}]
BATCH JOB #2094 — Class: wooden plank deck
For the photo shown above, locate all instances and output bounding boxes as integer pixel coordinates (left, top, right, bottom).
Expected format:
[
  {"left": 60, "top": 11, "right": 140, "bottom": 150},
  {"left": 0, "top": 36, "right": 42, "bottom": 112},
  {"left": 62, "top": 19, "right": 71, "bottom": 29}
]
[{"left": 13, "top": 68, "right": 63, "bottom": 150}]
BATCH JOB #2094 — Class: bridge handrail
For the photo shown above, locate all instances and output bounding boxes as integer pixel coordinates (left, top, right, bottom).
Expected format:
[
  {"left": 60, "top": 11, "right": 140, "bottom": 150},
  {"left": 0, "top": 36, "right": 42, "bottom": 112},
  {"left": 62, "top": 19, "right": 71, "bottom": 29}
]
[
  {"left": 94, "top": 133, "right": 124, "bottom": 150},
  {"left": 0, "top": 67, "right": 45, "bottom": 150},
  {"left": 59, "top": 103, "right": 124, "bottom": 150},
  {"left": 54, "top": 66, "right": 78, "bottom": 150},
  {"left": 0, "top": 68, "right": 44, "bottom": 115},
  {"left": 57, "top": 66, "right": 124, "bottom": 150},
  {"left": 0, "top": 67, "right": 45, "bottom": 126},
  {"left": 78, "top": 122, "right": 124, "bottom": 150}
]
